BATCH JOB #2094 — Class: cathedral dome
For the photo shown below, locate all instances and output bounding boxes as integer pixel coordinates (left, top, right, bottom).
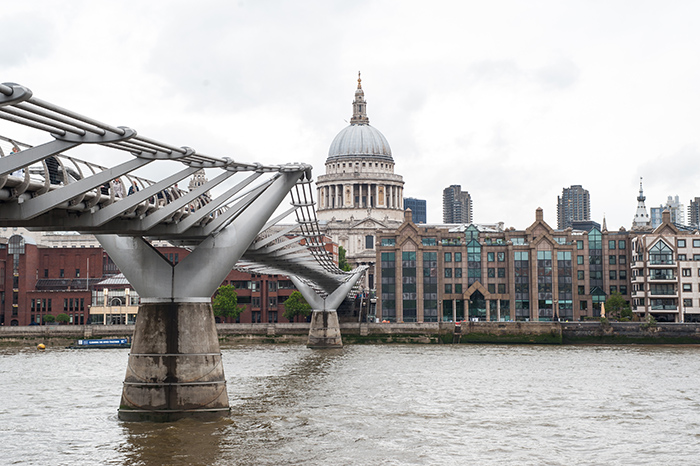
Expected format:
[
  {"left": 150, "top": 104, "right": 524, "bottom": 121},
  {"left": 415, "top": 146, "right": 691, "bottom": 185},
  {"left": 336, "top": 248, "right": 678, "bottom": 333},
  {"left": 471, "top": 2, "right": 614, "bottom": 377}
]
[
  {"left": 327, "top": 124, "right": 392, "bottom": 161},
  {"left": 326, "top": 72, "right": 393, "bottom": 162}
]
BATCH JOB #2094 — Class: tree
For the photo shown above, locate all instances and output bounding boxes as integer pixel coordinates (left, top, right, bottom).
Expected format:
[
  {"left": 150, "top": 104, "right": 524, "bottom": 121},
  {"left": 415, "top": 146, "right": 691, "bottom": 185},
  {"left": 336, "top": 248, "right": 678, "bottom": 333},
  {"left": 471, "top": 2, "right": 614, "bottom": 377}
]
[
  {"left": 56, "top": 313, "right": 70, "bottom": 324},
  {"left": 605, "top": 291, "right": 633, "bottom": 321},
  {"left": 338, "top": 246, "right": 352, "bottom": 272},
  {"left": 212, "top": 285, "right": 245, "bottom": 321},
  {"left": 282, "top": 291, "right": 312, "bottom": 322},
  {"left": 42, "top": 314, "right": 56, "bottom": 324}
]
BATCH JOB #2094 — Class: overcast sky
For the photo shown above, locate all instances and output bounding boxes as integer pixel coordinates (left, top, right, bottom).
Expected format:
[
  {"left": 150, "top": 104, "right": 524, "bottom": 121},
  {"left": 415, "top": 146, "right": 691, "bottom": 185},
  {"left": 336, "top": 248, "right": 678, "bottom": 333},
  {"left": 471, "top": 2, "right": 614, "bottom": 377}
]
[{"left": 4, "top": 0, "right": 700, "bottom": 230}]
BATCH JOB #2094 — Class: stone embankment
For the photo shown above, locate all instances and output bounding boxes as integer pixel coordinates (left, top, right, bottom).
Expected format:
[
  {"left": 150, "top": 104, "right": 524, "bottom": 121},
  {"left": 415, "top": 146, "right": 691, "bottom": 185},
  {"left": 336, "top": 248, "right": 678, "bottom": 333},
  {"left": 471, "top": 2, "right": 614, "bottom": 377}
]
[{"left": 3, "top": 322, "right": 700, "bottom": 346}]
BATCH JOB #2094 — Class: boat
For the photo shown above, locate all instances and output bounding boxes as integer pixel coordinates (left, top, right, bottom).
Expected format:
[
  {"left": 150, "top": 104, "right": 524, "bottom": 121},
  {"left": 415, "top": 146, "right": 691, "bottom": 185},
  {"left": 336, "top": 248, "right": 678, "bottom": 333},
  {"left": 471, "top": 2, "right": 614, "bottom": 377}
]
[{"left": 68, "top": 338, "right": 131, "bottom": 349}]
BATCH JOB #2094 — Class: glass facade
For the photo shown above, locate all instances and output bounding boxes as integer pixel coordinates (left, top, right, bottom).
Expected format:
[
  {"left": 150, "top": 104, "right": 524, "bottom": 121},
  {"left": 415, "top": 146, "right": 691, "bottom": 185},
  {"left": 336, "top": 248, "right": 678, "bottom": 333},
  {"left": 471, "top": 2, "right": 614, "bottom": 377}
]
[
  {"left": 380, "top": 252, "right": 396, "bottom": 321},
  {"left": 402, "top": 251, "right": 417, "bottom": 322},
  {"left": 423, "top": 252, "right": 438, "bottom": 322}
]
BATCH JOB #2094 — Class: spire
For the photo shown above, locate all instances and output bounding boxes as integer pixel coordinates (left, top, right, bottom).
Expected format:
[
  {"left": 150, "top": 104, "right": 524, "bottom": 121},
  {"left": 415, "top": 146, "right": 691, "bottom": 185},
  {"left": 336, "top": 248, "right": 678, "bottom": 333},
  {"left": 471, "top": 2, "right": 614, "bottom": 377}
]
[
  {"left": 633, "top": 177, "right": 650, "bottom": 229},
  {"left": 602, "top": 214, "right": 608, "bottom": 232},
  {"left": 350, "top": 71, "right": 369, "bottom": 125}
]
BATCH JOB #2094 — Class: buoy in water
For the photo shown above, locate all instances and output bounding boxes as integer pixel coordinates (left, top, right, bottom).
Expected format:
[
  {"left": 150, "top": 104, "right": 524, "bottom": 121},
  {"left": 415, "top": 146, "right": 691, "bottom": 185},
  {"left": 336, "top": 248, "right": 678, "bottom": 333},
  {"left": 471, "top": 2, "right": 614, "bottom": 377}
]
[{"left": 37, "top": 343, "right": 46, "bottom": 351}]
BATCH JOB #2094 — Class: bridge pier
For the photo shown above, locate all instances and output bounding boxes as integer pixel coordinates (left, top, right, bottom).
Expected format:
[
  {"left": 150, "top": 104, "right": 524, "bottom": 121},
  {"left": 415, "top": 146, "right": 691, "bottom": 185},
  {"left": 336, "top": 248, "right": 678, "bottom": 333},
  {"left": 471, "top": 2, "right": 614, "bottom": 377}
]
[
  {"left": 289, "top": 268, "right": 366, "bottom": 349},
  {"left": 307, "top": 310, "right": 343, "bottom": 349},
  {"left": 118, "top": 301, "right": 228, "bottom": 422}
]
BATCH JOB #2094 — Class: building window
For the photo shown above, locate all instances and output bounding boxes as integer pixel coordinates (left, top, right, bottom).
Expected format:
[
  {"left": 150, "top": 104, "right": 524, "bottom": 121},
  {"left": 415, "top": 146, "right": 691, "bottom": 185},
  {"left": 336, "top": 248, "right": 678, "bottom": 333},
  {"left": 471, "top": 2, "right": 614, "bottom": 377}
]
[
  {"left": 619, "top": 255, "right": 626, "bottom": 265},
  {"left": 269, "top": 297, "right": 278, "bottom": 308},
  {"left": 44, "top": 269, "right": 49, "bottom": 278},
  {"left": 498, "top": 283, "right": 506, "bottom": 294},
  {"left": 694, "top": 239, "right": 700, "bottom": 248},
  {"left": 455, "top": 284, "right": 462, "bottom": 294},
  {"left": 421, "top": 238, "right": 436, "bottom": 246},
  {"left": 679, "top": 254, "right": 687, "bottom": 261},
  {"left": 382, "top": 238, "right": 396, "bottom": 246},
  {"left": 498, "top": 268, "right": 505, "bottom": 278},
  {"left": 487, "top": 252, "right": 495, "bottom": 262},
  {"left": 444, "top": 252, "right": 452, "bottom": 263},
  {"left": 578, "top": 270, "right": 584, "bottom": 280},
  {"left": 577, "top": 240, "right": 584, "bottom": 250},
  {"left": 578, "top": 285, "right": 585, "bottom": 295},
  {"left": 609, "top": 270, "right": 617, "bottom": 280},
  {"left": 609, "top": 255, "right": 616, "bottom": 265},
  {"left": 610, "top": 286, "right": 617, "bottom": 294},
  {"left": 454, "top": 252, "right": 462, "bottom": 262},
  {"left": 577, "top": 255, "right": 584, "bottom": 265},
  {"left": 620, "top": 285, "right": 627, "bottom": 295},
  {"left": 683, "top": 268, "right": 692, "bottom": 277},
  {"left": 488, "top": 268, "right": 495, "bottom": 278},
  {"left": 455, "top": 268, "right": 462, "bottom": 278},
  {"left": 694, "top": 254, "right": 700, "bottom": 261},
  {"left": 619, "top": 270, "right": 627, "bottom": 280},
  {"left": 488, "top": 284, "right": 495, "bottom": 293},
  {"left": 580, "top": 301, "right": 588, "bottom": 310},
  {"left": 618, "top": 240, "right": 626, "bottom": 249},
  {"left": 445, "top": 283, "right": 452, "bottom": 294},
  {"left": 684, "top": 298, "right": 693, "bottom": 307},
  {"left": 59, "top": 269, "right": 64, "bottom": 278},
  {"left": 497, "top": 252, "right": 505, "bottom": 262},
  {"left": 683, "top": 284, "right": 692, "bottom": 292},
  {"left": 75, "top": 269, "right": 80, "bottom": 278},
  {"left": 609, "top": 240, "right": 616, "bottom": 250},
  {"left": 678, "top": 239, "right": 686, "bottom": 248},
  {"left": 365, "top": 235, "right": 374, "bottom": 249},
  {"left": 444, "top": 268, "right": 452, "bottom": 278}
]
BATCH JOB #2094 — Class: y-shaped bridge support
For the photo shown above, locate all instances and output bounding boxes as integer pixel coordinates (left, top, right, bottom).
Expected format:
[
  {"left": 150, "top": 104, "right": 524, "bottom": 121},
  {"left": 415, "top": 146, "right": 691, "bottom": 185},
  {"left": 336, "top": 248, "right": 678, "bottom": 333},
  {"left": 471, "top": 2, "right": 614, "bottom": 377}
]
[
  {"left": 96, "top": 171, "right": 303, "bottom": 421},
  {"left": 289, "top": 268, "right": 366, "bottom": 348}
]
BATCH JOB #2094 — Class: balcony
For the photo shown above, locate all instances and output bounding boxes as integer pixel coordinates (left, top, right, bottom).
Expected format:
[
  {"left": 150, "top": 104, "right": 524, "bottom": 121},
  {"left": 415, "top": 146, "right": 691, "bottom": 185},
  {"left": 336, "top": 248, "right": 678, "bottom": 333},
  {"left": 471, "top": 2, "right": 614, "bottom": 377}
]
[
  {"left": 648, "top": 272, "right": 676, "bottom": 282},
  {"left": 650, "top": 305, "right": 678, "bottom": 312},
  {"left": 649, "top": 260, "right": 676, "bottom": 267}
]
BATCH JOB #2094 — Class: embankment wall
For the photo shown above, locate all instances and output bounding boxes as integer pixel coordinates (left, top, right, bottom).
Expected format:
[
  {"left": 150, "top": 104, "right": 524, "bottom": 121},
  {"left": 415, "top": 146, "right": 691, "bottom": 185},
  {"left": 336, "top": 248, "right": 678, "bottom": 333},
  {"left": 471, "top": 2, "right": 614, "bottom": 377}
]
[{"left": 3, "top": 321, "right": 700, "bottom": 346}]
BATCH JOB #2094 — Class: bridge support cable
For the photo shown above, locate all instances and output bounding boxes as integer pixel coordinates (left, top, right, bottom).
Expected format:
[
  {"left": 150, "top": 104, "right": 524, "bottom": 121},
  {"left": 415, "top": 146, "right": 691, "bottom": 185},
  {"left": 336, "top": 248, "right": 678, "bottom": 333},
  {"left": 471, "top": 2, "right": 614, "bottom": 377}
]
[{"left": 289, "top": 267, "right": 366, "bottom": 348}]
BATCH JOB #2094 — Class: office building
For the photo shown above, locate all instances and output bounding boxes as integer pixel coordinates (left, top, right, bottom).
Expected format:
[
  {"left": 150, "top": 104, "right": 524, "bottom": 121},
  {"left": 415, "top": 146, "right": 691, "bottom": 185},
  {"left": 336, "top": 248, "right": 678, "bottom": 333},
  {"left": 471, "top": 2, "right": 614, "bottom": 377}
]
[
  {"left": 376, "top": 208, "right": 631, "bottom": 322},
  {"left": 404, "top": 197, "right": 427, "bottom": 224}
]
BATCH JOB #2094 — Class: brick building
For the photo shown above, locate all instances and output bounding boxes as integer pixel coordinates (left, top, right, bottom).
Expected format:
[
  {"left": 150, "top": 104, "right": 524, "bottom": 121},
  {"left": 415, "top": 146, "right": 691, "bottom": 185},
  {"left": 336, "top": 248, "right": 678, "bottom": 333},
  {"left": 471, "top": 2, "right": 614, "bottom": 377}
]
[
  {"left": 376, "top": 208, "right": 632, "bottom": 322},
  {"left": 0, "top": 234, "right": 331, "bottom": 326}
]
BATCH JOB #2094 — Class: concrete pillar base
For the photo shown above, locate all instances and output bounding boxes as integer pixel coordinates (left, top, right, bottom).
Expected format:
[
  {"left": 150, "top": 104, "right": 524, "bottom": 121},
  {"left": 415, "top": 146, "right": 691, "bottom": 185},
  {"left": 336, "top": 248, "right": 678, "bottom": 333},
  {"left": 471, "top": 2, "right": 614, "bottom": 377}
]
[
  {"left": 307, "top": 310, "right": 343, "bottom": 348},
  {"left": 118, "top": 302, "right": 229, "bottom": 422}
]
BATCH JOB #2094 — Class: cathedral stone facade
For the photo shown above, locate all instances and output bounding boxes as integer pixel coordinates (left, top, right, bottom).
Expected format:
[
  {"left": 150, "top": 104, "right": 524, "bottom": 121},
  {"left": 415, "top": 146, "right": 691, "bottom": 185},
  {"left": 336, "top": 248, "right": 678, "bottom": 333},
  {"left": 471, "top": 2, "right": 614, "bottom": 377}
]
[{"left": 316, "top": 74, "right": 405, "bottom": 289}]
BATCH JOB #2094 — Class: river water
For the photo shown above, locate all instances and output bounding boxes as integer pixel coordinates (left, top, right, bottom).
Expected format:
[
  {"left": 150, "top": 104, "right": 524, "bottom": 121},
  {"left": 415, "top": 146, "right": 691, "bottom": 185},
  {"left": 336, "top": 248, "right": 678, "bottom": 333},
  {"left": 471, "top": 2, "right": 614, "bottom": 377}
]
[{"left": 1, "top": 343, "right": 700, "bottom": 465}]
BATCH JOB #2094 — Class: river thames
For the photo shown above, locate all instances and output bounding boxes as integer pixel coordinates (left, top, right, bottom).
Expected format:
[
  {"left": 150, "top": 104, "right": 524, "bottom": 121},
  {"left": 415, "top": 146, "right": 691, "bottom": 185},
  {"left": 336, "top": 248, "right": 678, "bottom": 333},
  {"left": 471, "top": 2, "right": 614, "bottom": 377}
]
[{"left": 2, "top": 344, "right": 700, "bottom": 465}]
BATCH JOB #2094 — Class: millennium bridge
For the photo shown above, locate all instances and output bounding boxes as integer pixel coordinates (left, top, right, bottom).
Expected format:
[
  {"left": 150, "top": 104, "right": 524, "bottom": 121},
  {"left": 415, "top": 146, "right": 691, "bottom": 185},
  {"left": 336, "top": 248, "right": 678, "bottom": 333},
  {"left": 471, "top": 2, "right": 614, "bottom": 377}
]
[{"left": 0, "top": 82, "right": 365, "bottom": 421}]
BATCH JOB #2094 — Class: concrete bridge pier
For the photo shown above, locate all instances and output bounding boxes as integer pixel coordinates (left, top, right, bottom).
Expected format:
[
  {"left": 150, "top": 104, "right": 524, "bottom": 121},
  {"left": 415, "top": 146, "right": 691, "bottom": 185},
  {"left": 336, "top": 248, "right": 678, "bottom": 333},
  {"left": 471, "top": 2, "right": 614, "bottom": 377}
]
[
  {"left": 118, "top": 301, "right": 228, "bottom": 421},
  {"left": 290, "top": 268, "right": 366, "bottom": 349}
]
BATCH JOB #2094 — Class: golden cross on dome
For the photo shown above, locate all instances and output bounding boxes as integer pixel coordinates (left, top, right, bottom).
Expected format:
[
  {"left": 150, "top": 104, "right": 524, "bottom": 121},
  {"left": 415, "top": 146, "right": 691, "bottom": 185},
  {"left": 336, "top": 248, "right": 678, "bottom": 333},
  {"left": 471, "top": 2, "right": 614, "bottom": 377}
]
[{"left": 357, "top": 71, "right": 362, "bottom": 88}]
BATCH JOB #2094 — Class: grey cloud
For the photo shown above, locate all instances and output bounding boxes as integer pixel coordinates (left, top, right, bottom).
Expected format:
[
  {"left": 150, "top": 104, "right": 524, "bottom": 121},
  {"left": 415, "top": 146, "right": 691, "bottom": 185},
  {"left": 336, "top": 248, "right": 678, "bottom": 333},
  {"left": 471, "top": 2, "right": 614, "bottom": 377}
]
[
  {"left": 0, "top": 14, "right": 55, "bottom": 66},
  {"left": 534, "top": 58, "right": 580, "bottom": 90}
]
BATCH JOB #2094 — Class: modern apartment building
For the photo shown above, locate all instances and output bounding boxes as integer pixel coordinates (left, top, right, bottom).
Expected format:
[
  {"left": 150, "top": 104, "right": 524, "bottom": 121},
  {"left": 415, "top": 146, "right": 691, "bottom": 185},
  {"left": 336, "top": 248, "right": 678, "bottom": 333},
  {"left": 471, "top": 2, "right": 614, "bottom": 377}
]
[
  {"left": 631, "top": 210, "right": 700, "bottom": 322},
  {"left": 443, "top": 185, "right": 472, "bottom": 224},
  {"left": 557, "top": 185, "right": 590, "bottom": 230}
]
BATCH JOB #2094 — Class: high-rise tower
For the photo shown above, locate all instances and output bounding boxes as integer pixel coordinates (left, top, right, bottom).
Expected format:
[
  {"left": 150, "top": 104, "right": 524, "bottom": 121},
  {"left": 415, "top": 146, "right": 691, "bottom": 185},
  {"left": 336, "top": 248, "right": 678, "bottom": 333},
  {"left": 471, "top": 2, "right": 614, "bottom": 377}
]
[
  {"left": 557, "top": 185, "right": 590, "bottom": 230},
  {"left": 442, "top": 185, "right": 473, "bottom": 224}
]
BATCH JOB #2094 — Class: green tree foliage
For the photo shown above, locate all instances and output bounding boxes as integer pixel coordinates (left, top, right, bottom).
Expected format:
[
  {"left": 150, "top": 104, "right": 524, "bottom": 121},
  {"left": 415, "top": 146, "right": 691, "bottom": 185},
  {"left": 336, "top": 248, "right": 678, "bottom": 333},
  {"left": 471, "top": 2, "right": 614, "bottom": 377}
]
[
  {"left": 605, "top": 291, "right": 633, "bottom": 321},
  {"left": 282, "top": 291, "right": 312, "bottom": 322},
  {"left": 212, "top": 285, "right": 245, "bottom": 320},
  {"left": 338, "top": 246, "right": 352, "bottom": 272},
  {"left": 42, "top": 314, "right": 56, "bottom": 324},
  {"left": 56, "top": 313, "right": 70, "bottom": 324}
]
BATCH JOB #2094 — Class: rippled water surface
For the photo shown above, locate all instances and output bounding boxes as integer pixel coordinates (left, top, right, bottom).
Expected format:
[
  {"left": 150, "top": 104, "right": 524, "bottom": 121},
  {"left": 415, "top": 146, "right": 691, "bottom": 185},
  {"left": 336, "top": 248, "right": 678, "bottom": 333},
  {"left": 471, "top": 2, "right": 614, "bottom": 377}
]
[{"left": 2, "top": 344, "right": 700, "bottom": 465}]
